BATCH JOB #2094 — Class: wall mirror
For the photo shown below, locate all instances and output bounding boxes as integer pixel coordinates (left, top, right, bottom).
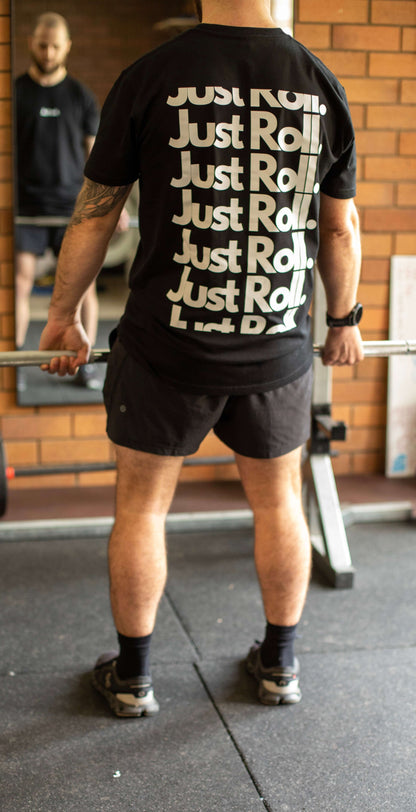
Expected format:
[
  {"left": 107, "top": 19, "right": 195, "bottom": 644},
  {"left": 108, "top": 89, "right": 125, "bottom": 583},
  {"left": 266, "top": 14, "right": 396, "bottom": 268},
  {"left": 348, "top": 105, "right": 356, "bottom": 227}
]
[{"left": 12, "top": 0, "right": 292, "bottom": 406}]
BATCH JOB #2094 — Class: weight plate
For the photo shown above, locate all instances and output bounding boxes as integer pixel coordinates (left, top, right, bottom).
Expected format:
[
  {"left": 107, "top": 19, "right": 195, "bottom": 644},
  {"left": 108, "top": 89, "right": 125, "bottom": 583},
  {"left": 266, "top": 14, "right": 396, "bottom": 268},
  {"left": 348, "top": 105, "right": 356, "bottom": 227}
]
[{"left": 0, "top": 435, "right": 8, "bottom": 517}]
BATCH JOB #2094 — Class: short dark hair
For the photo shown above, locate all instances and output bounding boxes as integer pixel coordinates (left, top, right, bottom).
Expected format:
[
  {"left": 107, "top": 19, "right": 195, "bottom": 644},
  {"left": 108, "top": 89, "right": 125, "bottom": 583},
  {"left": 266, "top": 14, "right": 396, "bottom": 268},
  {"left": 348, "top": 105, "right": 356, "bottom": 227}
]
[{"left": 33, "top": 12, "right": 71, "bottom": 40}]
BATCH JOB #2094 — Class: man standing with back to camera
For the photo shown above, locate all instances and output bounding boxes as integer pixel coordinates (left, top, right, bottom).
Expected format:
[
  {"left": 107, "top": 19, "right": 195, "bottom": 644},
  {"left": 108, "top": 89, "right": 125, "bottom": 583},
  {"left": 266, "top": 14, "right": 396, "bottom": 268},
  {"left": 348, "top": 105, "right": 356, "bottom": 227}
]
[{"left": 39, "top": 0, "right": 363, "bottom": 716}]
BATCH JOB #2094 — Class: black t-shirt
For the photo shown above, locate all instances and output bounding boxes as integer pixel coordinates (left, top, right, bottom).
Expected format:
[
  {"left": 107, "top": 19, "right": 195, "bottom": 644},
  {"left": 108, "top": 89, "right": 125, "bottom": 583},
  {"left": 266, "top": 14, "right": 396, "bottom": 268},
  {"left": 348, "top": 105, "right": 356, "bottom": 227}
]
[
  {"left": 85, "top": 24, "right": 356, "bottom": 394},
  {"left": 15, "top": 73, "right": 99, "bottom": 215}
]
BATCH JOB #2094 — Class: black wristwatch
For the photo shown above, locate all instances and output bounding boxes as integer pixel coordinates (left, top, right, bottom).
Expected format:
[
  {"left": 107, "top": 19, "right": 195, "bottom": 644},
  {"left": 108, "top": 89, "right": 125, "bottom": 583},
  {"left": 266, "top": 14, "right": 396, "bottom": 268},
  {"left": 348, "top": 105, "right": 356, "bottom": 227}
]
[{"left": 326, "top": 303, "right": 363, "bottom": 328}]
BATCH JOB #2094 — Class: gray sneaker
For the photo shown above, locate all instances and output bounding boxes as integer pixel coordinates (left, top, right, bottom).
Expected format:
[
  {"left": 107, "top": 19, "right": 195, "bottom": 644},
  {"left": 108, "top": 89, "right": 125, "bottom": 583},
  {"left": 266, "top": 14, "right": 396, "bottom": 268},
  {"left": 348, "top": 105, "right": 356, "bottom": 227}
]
[
  {"left": 92, "top": 651, "right": 159, "bottom": 717},
  {"left": 246, "top": 642, "right": 301, "bottom": 705}
]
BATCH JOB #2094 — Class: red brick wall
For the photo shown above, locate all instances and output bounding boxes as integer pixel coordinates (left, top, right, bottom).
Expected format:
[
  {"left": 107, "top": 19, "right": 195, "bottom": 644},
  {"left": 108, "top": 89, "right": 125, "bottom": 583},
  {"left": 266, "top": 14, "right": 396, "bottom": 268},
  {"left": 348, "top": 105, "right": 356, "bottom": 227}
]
[
  {"left": 13, "top": 0, "right": 187, "bottom": 106},
  {"left": 0, "top": 0, "right": 14, "bottom": 411},
  {"left": 0, "top": 1, "right": 415, "bottom": 491},
  {"left": 295, "top": 0, "right": 416, "bottom": 475}
]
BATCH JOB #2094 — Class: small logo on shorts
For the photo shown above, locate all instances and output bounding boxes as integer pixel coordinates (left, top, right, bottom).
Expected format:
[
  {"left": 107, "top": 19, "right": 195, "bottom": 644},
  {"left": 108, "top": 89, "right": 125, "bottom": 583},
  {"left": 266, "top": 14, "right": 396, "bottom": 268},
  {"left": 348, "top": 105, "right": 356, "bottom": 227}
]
[{"left": 120, "top": 404, "right": 127, "bottom": 413}]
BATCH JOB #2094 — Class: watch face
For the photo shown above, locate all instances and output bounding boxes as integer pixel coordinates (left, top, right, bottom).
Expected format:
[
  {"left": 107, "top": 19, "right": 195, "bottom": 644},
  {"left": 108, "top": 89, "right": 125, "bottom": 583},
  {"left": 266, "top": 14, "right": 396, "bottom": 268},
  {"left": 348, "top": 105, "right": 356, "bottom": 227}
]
[{"left": 353, "top": 304, "right": 363, "bottom": 324}]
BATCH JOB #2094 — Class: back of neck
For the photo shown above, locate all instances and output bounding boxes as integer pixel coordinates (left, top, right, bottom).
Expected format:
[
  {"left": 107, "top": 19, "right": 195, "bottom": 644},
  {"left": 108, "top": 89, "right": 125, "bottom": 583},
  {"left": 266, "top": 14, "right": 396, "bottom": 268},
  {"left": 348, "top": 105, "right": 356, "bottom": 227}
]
[
  {"left": 202, "top": 15, "right": 277, "bottom": 28},
  {"left": 201, "top": 0, "right": 277, "bottom": 28}
]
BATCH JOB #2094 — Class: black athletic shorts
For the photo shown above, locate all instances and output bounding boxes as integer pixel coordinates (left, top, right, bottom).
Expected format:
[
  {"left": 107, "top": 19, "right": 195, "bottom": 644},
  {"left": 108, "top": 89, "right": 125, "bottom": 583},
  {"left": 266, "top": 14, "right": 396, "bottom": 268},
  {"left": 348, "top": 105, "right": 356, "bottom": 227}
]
[
  {"left": 104, "top": 339, "right": 313, "bottom": 459},
  {"left": 15, "top": 225, "right": 67, "bottom": 257}
]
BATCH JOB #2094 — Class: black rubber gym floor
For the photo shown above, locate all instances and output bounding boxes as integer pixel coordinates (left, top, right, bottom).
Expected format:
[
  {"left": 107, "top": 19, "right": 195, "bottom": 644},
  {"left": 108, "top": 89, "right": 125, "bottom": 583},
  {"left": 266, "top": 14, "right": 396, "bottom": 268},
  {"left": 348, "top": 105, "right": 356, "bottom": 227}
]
[{"left": 1, "top": 521, "right": 415, "bottom": 811}]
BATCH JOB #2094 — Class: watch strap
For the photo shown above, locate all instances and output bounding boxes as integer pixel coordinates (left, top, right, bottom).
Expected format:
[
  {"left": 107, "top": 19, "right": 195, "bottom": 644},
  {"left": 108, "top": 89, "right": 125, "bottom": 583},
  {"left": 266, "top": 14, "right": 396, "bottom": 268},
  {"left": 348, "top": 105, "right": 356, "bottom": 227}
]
[{"left": 326, "top": 303, "right": 363, "bottom": 328}]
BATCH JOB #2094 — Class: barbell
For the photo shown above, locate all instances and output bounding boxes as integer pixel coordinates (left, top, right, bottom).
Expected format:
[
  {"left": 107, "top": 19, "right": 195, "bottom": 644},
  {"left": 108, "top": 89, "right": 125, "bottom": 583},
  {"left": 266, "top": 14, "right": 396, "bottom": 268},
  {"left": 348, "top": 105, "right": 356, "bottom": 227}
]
[
  {"left": 0, "top": 349, "right": 110, "bottom": 367},
  {"left": 0, "top": 340, "right": 416, "bottom": 367}
]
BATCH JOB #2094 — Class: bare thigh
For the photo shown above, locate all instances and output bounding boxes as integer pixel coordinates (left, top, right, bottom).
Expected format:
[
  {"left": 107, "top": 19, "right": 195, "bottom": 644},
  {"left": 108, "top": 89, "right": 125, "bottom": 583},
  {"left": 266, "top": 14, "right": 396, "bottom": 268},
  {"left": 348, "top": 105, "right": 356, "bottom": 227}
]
[
  {"left": 114, "top": 445, "right": 184, "bottom": 520},
  {"left": 235, "top": 446, "right": 304, "bottom": 511}
]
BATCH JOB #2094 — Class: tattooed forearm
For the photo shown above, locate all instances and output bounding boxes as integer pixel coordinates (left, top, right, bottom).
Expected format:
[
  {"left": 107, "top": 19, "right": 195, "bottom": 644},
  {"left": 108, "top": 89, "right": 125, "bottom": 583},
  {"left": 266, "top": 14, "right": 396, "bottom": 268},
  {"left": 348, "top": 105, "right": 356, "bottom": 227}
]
[{"left": 68, "top": 179, "right": 131, "bottom": 226}]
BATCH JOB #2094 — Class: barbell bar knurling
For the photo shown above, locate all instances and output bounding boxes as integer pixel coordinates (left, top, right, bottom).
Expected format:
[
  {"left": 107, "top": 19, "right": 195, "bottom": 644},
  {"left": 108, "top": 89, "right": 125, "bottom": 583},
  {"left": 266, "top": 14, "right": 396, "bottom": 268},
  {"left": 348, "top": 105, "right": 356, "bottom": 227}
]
[{"left": 0, "top": 341, "right": 416, "bottom": 367}]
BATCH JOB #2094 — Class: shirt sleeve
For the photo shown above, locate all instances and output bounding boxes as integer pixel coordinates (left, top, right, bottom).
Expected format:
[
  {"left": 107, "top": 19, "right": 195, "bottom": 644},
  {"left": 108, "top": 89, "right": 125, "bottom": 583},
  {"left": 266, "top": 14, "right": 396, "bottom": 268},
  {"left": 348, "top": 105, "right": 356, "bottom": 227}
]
[
  {"left": 320, "top": 137, "right": 357, "bottom": 199},
  {"left": 83, "top": 88, "right": 100, "bottom": 137},
  {"left": 84, "top": 70, "right": 140, "bottom": 186},
  {"left": 320, "top": 83, "right": 357, "bottom": 200}
]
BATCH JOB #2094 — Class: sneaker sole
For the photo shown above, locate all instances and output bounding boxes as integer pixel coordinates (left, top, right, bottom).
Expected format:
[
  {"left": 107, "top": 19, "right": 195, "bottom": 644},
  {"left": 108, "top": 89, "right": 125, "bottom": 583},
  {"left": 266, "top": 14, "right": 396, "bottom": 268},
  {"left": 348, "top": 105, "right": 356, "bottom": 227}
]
[
  {"left": 258, "top": 682, "right": 302, "bottom": 705},
  {"left": 91, "top": 672, "right": 160, "bottom": 718},
  {"left": 246, "top": 655, "right": 301, "bottom": 706}
]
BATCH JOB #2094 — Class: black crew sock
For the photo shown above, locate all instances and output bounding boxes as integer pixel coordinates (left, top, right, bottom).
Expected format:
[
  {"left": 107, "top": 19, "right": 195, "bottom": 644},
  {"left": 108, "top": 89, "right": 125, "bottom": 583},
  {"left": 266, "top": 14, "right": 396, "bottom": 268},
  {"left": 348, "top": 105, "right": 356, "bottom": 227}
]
[
  {"left": 116, "top": 632, "right": 152, "bottom": 679},
  {"left": 260, "top": 622, "right": 298, "bottom": 669}
]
